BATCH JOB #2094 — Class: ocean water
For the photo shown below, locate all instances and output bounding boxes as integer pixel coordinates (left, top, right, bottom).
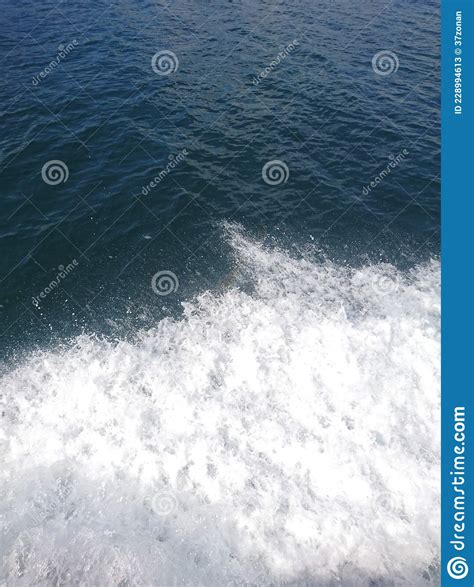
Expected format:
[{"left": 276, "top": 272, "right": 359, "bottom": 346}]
[{"left": 0, "top": 0, "right": 440, "bottom": 585}]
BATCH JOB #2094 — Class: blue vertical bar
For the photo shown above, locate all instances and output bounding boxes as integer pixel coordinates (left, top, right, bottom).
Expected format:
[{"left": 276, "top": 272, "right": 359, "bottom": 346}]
[{"left": 442, "top": 0, "right": 474, "bottom": 584}]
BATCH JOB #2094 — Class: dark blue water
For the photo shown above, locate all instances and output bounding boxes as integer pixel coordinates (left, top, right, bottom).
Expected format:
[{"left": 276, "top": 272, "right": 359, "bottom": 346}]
[{"left": 0, "top": 0, "right": 439, "bottom": 358}]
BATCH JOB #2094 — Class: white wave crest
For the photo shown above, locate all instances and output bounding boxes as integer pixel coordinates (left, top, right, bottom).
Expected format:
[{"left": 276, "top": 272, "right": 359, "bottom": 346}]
[{"left": 0, "top": 227, "right": 440, "bottom": 586}]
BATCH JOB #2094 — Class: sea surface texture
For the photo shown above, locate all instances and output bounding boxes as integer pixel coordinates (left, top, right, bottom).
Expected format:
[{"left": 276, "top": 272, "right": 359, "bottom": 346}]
[{"left": 0, "top": 0, "right": 440, "bottom": 585}]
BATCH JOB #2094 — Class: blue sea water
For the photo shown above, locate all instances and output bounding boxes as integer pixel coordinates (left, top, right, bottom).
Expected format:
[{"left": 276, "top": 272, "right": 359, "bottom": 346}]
[
  {"left": 0, "top": 0, "right": 439, "bottom": 356},
  {"left": 0, "top": 1, "right": 440, "bottom": 585}
]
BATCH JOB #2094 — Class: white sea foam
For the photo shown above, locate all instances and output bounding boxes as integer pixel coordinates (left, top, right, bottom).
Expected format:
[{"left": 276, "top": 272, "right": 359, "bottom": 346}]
[{"left": 0, "top": 226, "right": 440, "bottom": 586}]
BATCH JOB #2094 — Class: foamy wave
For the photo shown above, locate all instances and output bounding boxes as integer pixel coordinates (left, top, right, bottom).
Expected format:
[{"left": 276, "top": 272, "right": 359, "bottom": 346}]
[{"left": 0, "top": 227, "right": 440, "bottom": 586}]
